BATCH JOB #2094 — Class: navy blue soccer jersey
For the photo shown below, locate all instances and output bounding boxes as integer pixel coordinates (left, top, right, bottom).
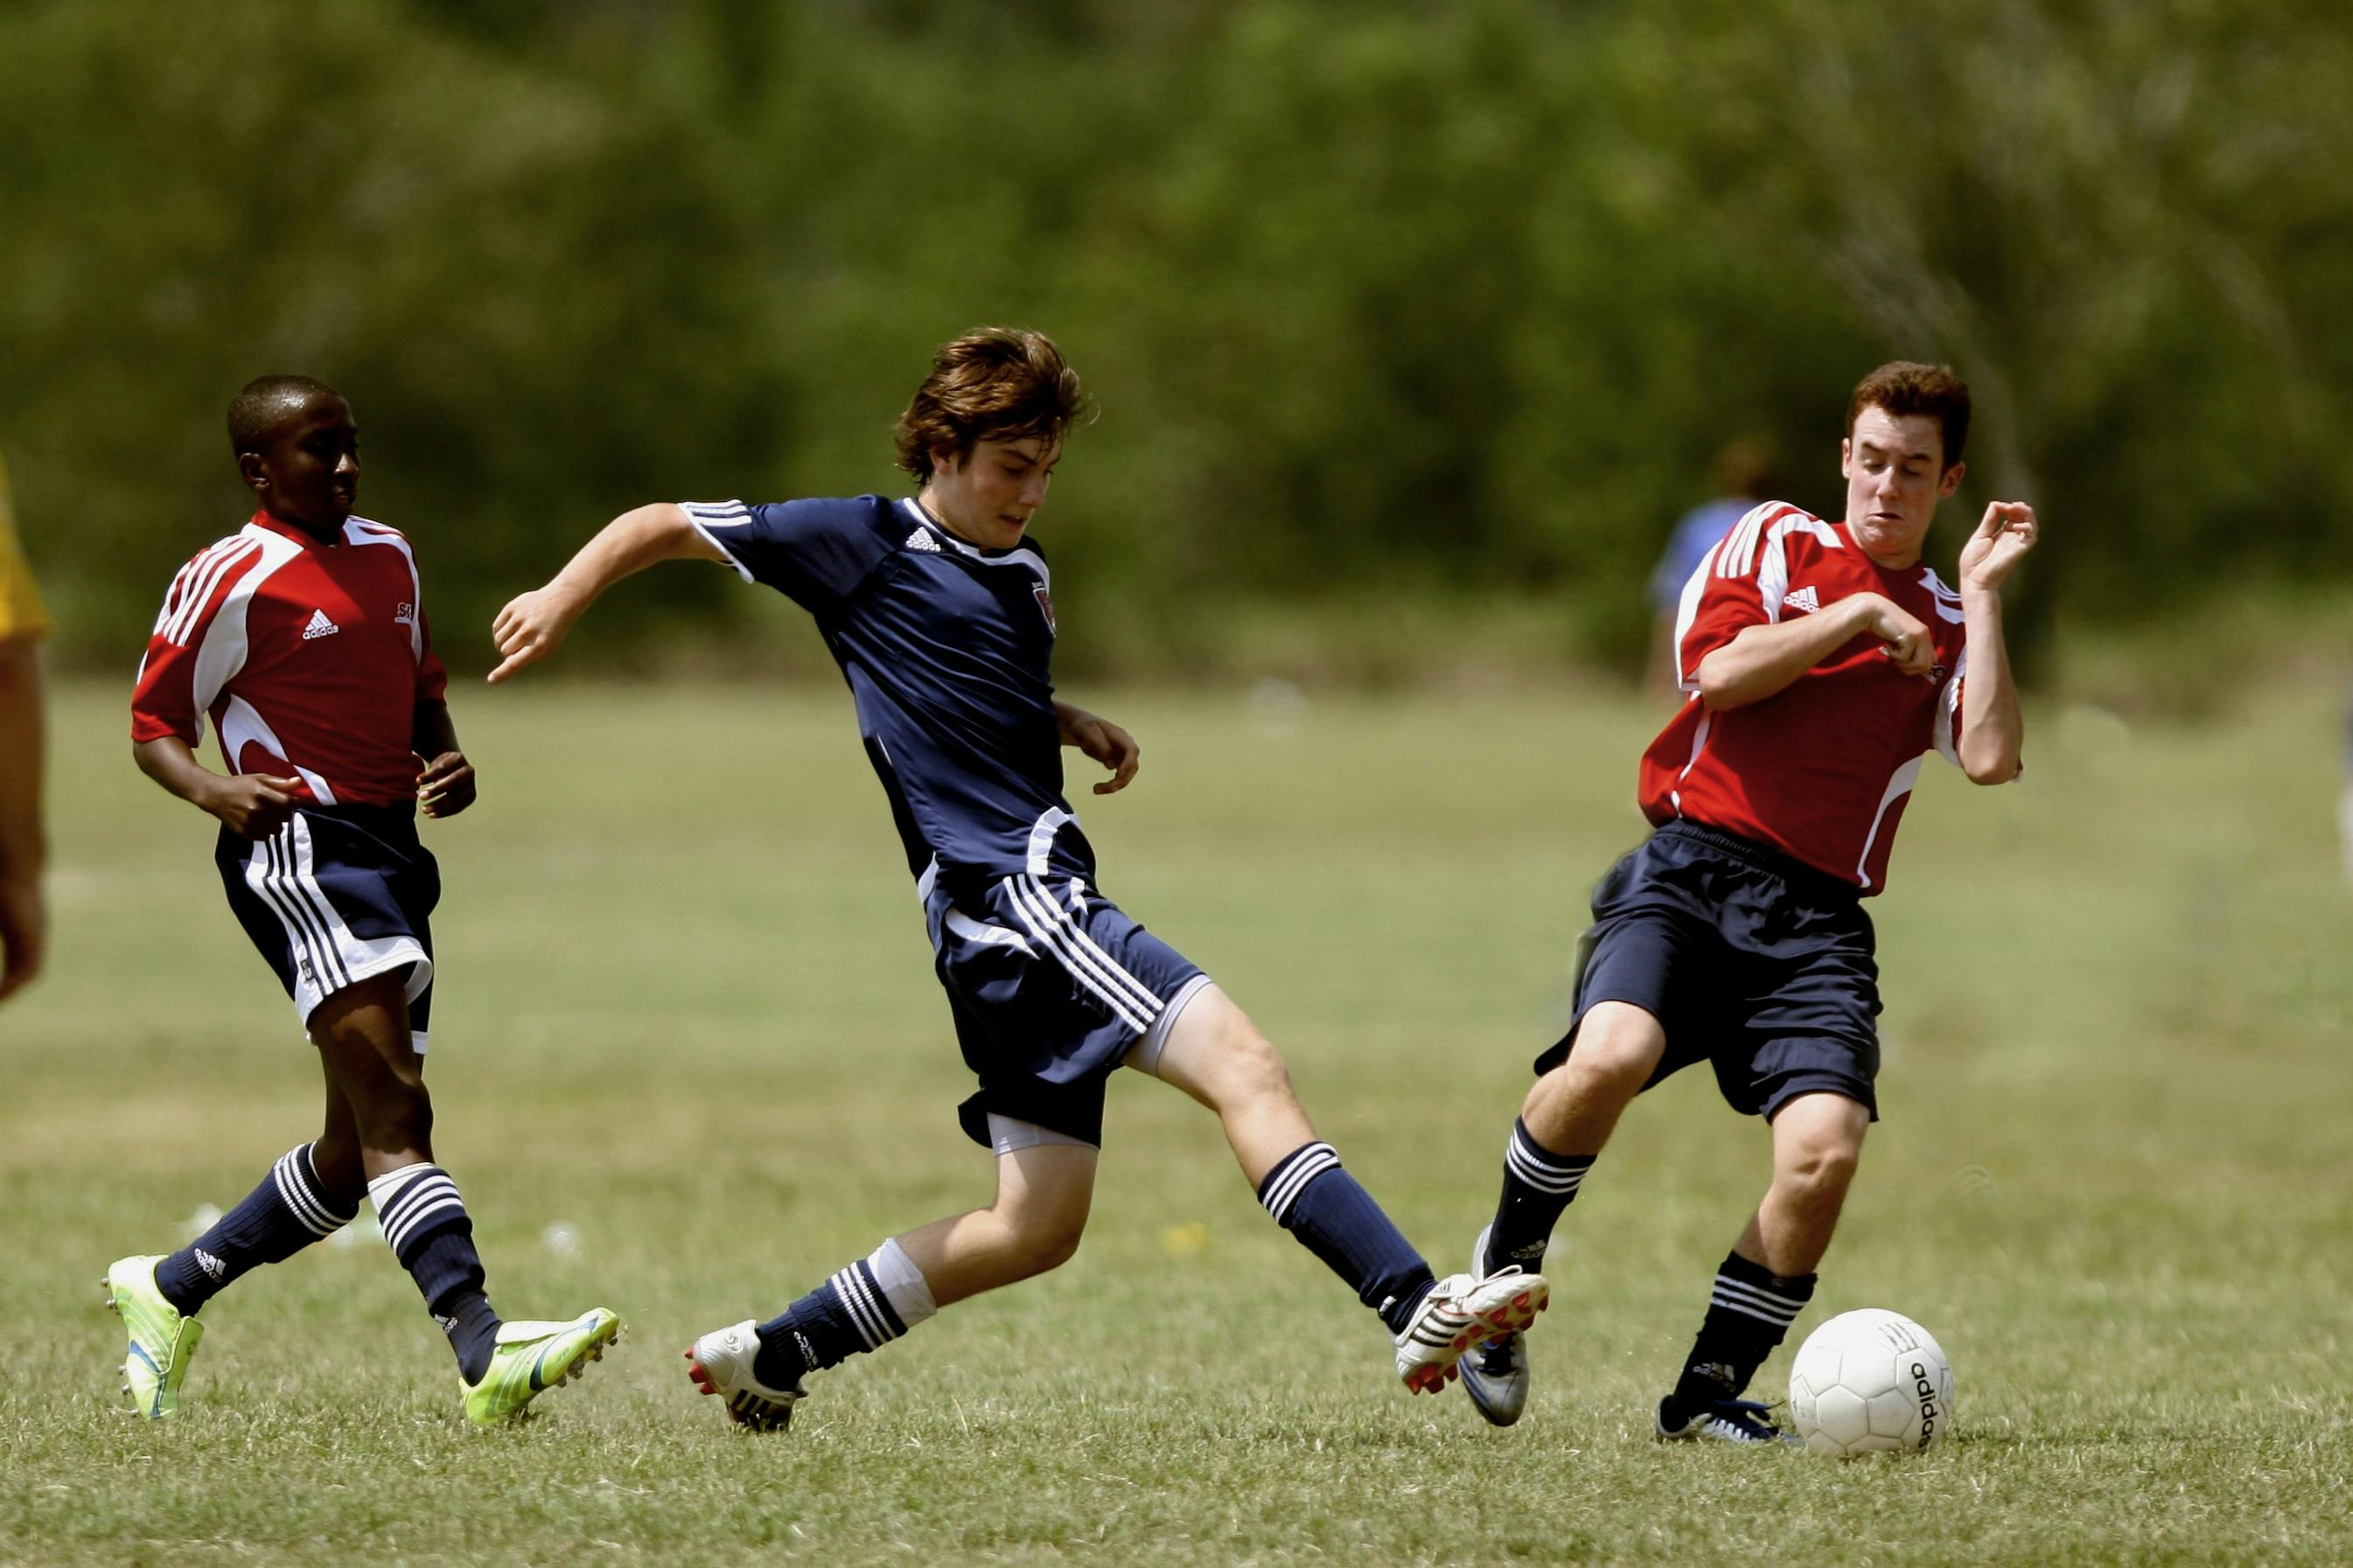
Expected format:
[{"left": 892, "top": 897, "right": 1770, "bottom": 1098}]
[{"left": 683, "top": 495, "right": 1086, "bottom": 894}]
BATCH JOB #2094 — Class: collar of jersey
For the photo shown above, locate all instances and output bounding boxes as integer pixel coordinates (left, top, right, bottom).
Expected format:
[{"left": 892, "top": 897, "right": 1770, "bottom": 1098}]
[
  {"left": 899, "top": 497, "right": 1038, "bottom": 562},
  {"left": 247, "top": 509, "right": 351, "bottom": 550}
]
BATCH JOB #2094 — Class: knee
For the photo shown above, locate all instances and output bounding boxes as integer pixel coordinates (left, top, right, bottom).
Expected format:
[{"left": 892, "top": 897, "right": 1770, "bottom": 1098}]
[
  {"left": 1000, "top": 1204, "right": 1086, "bottom": 1278},
  {"left": 355, "top": 1075, "right": 434, "bottom": 1153},
  {"left": 1779, "top": 1139, "right": 1861, "bottom": 1209},
  {"left": 1192, "top": 1013, "right": 1298, "bottom": 1113},
  {"left": 1563, "top": 1008, "right": 1660, "bottom": 1094}
]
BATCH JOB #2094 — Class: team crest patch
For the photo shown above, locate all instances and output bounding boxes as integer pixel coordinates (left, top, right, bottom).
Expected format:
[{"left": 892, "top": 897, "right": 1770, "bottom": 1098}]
[{"left": 1033, "top": 585, "right": 1057, "bottom": 633}]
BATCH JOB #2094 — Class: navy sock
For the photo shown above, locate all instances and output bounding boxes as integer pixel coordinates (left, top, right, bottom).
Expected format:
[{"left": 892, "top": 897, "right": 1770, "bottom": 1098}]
[
  {"left": 1480, "top": 1118, "right": 1594, "bottom": 1276},
  {"left": 367, "top": 1163, "right": 501, "bottom": 1383},
  {"left": 1256, "top": 1141, "right": 1436, "bottom": 1336},
  {"left": 753, "top": 1258, "right": 910, "bottom": 1389},
  {"left": 1661, "top": 1250, "right": 1815, "bottom": 1425},
  {"left": 155, "top": 1144, "right": 359, "bottom": 1315}
]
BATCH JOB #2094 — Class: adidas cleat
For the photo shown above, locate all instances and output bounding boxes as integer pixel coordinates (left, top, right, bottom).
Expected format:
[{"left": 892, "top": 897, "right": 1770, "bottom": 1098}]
[
  {"left": 461, "top": 1307, "right": 621, "bottom": 1426},
  {"left": 685, "top": 1320, "right": 803, "bottom": 1432},
  {"left": 104, "top": 1256, "right": 203, "bottom": 1419},
  {"left": 1656, "top": 1395, "right": 1801, "bottom": 1446},
  {"left": 1395, "top": 1267, "right": 1549, "bottom": 1396},
  {"left": 1458, "top": 1224, "right": 1533, "bottom": 1427}
]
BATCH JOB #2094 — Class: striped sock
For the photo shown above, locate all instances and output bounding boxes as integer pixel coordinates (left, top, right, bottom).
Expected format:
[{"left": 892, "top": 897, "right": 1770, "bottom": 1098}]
[
  {"left": 1479, "top": 1118, "right": 1595, "bottom": 1275},
  {"left": 752, "top": 1244, "right": 927, "bottom": 1389},
  {"left": 154, "top": 1143, "right": 360, "bottom": 1314},
  {"left": 1661, "top": 1250, "right": 1816, "bottom": 1425},
  {"left": 367, "top": 1162, "right": 501, "bottom": 1382},
  {"left": 1256, "top": 1141, "right": 1436, "bottom": 1335}
]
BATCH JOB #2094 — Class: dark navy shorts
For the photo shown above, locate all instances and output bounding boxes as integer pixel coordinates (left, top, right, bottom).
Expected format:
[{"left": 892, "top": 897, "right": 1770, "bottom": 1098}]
[
  {"left": 1535, "top": 819, "right": 1882, "bottom": 1120},
  {"left": 215, "top": 804, "right": 438, "bottom": 1048},
  {"left": 924, "top": 866, "right": 1207, "bottom": 1149}
]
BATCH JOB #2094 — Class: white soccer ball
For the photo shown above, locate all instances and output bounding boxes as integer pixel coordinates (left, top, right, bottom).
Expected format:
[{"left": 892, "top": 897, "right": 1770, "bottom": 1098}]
[{"left": 1786, "top": 1308, "right": 1954, "bottom": 1458}]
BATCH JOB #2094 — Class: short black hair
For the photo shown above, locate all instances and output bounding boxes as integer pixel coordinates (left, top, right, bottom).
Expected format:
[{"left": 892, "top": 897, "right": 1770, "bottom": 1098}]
[{"left": 228, "top": 375, "right": 344, "bottom": 457}]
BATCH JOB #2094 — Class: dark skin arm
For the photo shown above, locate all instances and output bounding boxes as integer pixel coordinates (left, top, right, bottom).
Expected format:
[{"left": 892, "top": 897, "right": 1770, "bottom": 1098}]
[
  {"left": 132, "top": 699, "right": 475, "bottom": 836},
  {"left": 411, "top": 698, "right": 475, "bottom": 818},
  {"left": 133, "top": 735, "right": 304, "bottom": 840}
]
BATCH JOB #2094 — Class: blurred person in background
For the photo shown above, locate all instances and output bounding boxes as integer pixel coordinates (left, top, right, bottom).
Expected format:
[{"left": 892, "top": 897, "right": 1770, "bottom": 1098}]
[
  {"left": 1645, "top": 438, "right": 1782, "bottom": 694},
  {"left": 0, "top": 451, "right": 51, "bottom": 1006}
]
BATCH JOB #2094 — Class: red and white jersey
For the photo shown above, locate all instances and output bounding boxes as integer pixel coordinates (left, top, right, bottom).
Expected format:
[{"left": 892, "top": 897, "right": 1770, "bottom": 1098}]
[
  {"left": 1638, "top": 501, "right": 1971, "bottom": 894},
  {"left": 131, "top": 511, "right": 448, "bottom": 807}
]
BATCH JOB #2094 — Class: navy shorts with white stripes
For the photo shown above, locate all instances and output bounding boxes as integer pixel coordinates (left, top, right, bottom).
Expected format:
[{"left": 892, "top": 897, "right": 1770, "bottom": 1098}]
[
  {"left": 215, "top": 803, "right": 438, "bottom": 1047},
  {"left": 925, "top": 868, "right": 1205, "bottom": 1149},
  {"left": 1535, "top": 819, "right": 1882, "bottom": 1121}
]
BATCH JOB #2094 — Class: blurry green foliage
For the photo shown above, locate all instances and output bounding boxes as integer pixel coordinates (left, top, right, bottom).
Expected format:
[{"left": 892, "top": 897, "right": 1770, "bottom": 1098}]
[{"left": 1, "top": 0, "right": 2343, "bottom": 681}]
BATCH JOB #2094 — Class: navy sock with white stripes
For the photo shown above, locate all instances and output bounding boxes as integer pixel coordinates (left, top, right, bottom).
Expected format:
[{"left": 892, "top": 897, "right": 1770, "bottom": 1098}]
[
  {"left": 1256, "top": 1141, "right": 1437, "bottom": 1336},
  {"left": 1480, "top": 1118, "right": 1595, "bottom": 1276},
  {"left": 752, "top": 1256, "right": 917, "bottom": 1390},
  {"left": 1660, "top": 1250, "right": 1816, "bottom": 1425},
  {"left": 367, "top": 1162, "right": 501, "bottom": 1383},
  {"left": 154, "top": 1143, "right": 360, "bottom": 1315}
]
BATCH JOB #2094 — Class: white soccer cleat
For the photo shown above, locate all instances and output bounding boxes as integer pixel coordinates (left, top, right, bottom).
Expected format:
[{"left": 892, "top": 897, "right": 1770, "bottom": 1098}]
[
  {"left": 1395, "top": 1266, "right": 1548, "bottom": 1396},
  {"left": 1457, "top": 1224, "right": 1533, "bottom": 1426},
  {"left": 684, "top": 1319, "right": 803, "bottom": 1432}
]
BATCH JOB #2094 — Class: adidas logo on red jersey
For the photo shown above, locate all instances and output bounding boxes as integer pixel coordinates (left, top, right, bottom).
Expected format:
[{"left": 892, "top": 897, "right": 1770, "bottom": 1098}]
[
  {"left": 1784, "top": 585, "right": 1820, "bottom": 615},
  {"left": 301, "top": 609, "right": 340, "bottom": 640}
]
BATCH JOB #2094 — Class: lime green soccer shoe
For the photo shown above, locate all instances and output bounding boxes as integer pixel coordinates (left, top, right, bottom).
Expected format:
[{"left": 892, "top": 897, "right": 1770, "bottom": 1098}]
[
  {"left": 103, "top": 1255, "right": 204, "bottom": 1419},
  {"left": 461, "top": 1307, "right": 622, "bottom": 1426}
]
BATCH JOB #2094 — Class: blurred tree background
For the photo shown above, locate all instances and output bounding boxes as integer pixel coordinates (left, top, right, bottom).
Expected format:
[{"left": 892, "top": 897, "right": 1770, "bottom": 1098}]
[{"left": 2, "top": 0, "right": 2344, "bottom": 686}]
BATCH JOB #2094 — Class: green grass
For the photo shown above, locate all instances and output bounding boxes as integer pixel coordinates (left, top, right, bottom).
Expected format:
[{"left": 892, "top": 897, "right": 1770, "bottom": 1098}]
[{"left": 6, "top": 677, "right": 2350, "bottom": 1565}]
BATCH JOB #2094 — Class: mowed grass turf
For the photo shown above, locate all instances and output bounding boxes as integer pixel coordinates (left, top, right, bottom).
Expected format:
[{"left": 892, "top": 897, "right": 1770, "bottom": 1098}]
[{"left": 4, "top": 678, "right": 2349, "bottom": 1566}]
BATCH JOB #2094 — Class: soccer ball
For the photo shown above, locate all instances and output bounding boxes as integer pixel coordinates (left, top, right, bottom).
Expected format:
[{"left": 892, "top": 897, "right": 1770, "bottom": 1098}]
[{"left": 1786, "top": 1308, "right": 1954, "bottom": 1458}]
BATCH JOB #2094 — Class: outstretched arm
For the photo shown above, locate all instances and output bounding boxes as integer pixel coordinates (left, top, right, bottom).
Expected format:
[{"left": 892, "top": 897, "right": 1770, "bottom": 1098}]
[
  {"left": 1952, "top": 502, "right": 2039, "bottom": 784},
  {"left": 488, "top": 504, "right": 726, "bottom": 683},
  {"left": 1054, "top": 699, "right": 1140, "bottom": 795}
]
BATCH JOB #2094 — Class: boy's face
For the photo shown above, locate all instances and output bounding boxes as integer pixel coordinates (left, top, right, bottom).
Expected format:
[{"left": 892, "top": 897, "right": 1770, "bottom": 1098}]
[
  {"left": 241, "top": 393, "right": 360, "bottom": 534},
  {"left": 1840, "top": 405, "right": 1963, "bottom": 568},
  {"left": 926, "top": 436, "right": 1059, "bottom": 550}
]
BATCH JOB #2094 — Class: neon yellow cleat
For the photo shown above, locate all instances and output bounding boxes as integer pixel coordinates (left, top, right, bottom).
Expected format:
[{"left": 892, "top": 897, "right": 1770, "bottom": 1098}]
[
  {"left": 103, "top": 1255, "right": 204, "bottom": 1420},
  {"left": 461, "top": 1307, "right": 621, "bottom": 1426}
]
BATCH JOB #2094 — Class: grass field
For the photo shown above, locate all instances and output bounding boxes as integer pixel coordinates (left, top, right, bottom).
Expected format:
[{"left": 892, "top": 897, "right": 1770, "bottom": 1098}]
[{"left": 5, "top": 677, "right": 2350, "bottom": 1566}]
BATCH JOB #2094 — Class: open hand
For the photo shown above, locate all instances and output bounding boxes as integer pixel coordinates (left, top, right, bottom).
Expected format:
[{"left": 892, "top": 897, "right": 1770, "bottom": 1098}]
[
  {"left": 488, "top": 587, "right": 583, "bottom": 684},
  {"left": 1959, "top": 502, "right": 2039, "bottom": 595},
  {"left": 416, "top": 750, "right": 477, "bottom": 818}
]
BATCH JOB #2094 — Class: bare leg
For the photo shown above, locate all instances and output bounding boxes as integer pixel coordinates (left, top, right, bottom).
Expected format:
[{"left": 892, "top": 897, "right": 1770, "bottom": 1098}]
[
  {"left": 1137, "top": 984, "right": 1316, "bottom": 1185},
  {"left": 306, "top": 971, "right": 432, "bottom": 1181},
  {"left": 891, "top": 1141, "right": 1100, "bottom": 1308},
  {"left": 1732, "top": 1091, "right": 1869, "bottom": 1276},
  {"left": 1519, "top": 1000, "right": 1666, "bottom": 1157}
]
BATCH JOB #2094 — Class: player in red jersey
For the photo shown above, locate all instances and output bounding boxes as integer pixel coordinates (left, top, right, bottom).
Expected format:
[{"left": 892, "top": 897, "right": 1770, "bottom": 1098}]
[
  {"left": 1457, "top": 363, "right": 2038, "bottom": 1440},
  {"left": 105, "top": 376, "right": 618, "bottom": 1425}
]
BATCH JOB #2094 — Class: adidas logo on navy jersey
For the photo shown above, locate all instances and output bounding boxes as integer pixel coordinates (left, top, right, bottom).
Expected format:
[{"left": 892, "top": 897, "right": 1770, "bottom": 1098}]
[
  {"left": 301, "top": 609, "right": 340, "bottom": 640},
  {"left": 904, "top": 527, "right": 940, "bottom": 553},
  {"left": 1784, "top": 585, "right": 1820, "bottom": 615}
]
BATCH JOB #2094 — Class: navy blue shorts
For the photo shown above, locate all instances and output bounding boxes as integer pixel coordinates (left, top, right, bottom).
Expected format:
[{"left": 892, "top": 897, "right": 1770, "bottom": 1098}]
[
  {"left": 925, "top": 867, "right": 1207, "bottom": 1149},
  {"left": 1535, "top": 820, "right": 1881, "bottom": 1120},
  {"left": 215, "top": 804, "right": 438, "bottom": 1047}
]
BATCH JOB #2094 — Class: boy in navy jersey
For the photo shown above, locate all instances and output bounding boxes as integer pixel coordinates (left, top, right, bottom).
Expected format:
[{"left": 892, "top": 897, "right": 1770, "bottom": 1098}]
[
  {"left": 109, "top": 376, "right": 618, "bottom": 1424},
  {"left": 489, "top": 329, "right": 1547, "bottom": 1428},
  {"left": 1457, "top": 363, "right": 2039, "bottom": 1440}
]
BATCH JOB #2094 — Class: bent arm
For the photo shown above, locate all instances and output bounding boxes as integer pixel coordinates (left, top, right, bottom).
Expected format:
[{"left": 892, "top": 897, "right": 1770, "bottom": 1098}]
[
  {"left": 1694, "top": 597, "right": 1879, "bottom": 711},
  {"left": 1955, "top": 589, "right": 2023, "bottom": 784},
  {"left": 487, "top": 504, "right": 724, "bottom": 683},
  {"left": 134, "top": 734, "right": 227, "bottom": 811}
]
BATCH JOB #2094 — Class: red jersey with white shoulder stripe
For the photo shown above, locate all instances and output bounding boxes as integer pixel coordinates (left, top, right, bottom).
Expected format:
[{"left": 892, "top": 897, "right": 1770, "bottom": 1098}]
[
  {"left": 1637, "top": 501, "right": 1971, "bottom": 894},
  {"left": 130, "top": 512, "right": 448, "bottom": 807}
]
